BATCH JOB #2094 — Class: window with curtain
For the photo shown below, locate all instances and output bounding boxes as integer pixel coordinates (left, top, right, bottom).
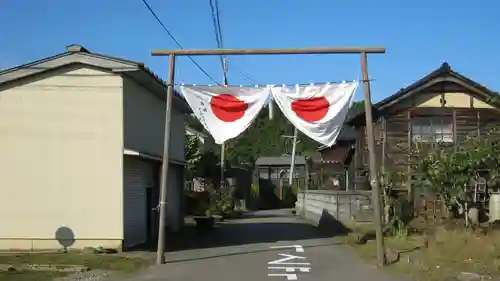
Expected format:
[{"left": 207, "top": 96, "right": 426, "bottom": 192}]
[{"left": 411, "top": 117, "right": 453, "bottom": 143}]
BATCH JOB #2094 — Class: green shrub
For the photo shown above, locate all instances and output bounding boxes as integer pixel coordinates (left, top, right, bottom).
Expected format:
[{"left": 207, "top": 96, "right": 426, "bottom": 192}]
[
  {"left": 210, "top": 190, "right": 233, "bottom": 216},
  {"left": 250, "top": 183, "right": 260, "bottom": 197},
  {"left": 290, "top": 182, "right": 299, "bottom": 196}
]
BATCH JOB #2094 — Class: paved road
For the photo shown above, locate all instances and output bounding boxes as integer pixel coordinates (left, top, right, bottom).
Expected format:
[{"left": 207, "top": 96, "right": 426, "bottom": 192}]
[{"left": 128, "top": 209, "right": 406, "bottom": 281}]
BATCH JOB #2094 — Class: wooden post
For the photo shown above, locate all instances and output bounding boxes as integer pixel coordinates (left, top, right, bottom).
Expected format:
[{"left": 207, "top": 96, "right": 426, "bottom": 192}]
[
  {"left": 288, "top": 128, "right": 298, "bottom": 186},
  {"left": 477, "top": 111, "right": 480, "bottom": 138},
  {"left": 452, "top": 109, "right": 458, "bottom": 150},
  {"left": 279, "top": 179, "right": 283, "bottom": 201},
  {"left": 381, "top": 117, "right": 386, "bottom": 176},
  {"left": 156, "top": 54, "right": 176, "bottom": 265},
  {"left": 407, "top": 111, "right": 413, "bottom": 203},
  {"left": 360, "top": 52, "right": 386, "bottom": 267},
  {"left": 303, "top": 158, "right": 309, "bottom": 217},
  {"left": 220, "top": 142, "right": 225, "bottom": 187},
  {"left": 152, "top": 47, "right": 386, "bottom": 56},
  {"left": 221, "top": 78, "right": 228, "bottom": 189}
]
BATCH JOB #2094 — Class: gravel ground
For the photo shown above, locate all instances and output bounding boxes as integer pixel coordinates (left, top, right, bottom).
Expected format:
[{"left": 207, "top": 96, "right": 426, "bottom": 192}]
[{"left": 53, "top": 270, "right": 114, "bottom": 281}]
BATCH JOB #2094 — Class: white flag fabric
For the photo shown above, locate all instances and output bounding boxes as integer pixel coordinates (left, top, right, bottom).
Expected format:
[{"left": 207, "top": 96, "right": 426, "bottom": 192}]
[
  {"left": 270, "top": 81, "right": 359, "bottom": 147},
  {"left": 180, "top": 85, "right": 270, "bottom": 144}
]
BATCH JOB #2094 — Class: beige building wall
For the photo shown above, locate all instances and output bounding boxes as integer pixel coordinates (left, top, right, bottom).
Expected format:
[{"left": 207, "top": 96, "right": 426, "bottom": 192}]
[
  {"left": 414, "top": 92, "right": 495, "bottom": 108},
  {"left": 122, "top": 77, "right": 186, "bottom": 234},
  {"left": 122, "top": 77, "right": 185, "bottom": 161},
  {"left": 0, "top": 65, "right": 124, "bottom": 250}
]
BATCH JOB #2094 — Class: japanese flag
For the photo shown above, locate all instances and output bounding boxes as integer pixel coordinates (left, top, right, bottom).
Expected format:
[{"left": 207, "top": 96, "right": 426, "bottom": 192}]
[
  {"left": 270, "top": 81, "right": 359, "bottom": 147},
  {"left": 180, "top": 85, "right": 270, "bottom": 144}
]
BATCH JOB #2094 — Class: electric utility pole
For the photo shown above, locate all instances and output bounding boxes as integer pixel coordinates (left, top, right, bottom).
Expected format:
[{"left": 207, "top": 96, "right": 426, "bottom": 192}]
[
  {"left": 281, "top": 129, "right": 300, "bottom": 185},
  {"left": 220, "top": 57, "right": 228, "bottom": 187}
]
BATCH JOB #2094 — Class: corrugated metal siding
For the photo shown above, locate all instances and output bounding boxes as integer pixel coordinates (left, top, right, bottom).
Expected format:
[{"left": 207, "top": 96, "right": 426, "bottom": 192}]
[{"left": 123, "top": 156, "right": 153, "bottom": 248}]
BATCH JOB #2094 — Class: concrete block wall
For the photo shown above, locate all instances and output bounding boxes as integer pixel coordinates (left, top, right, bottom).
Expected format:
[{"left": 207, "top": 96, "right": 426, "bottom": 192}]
[{"left": 296, "top": 190, "right": 373, "bottom": 225}]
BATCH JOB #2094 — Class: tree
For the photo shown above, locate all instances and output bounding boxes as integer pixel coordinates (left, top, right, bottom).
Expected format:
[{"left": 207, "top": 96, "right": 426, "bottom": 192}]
[
  {"left": 349, "top": 100, "right": 365, "bottom": 117},
  {"left": 223, "top": 107, "right": 324, "bottom": 164},
  {"left": 185, "top": 130, "right": 220, "bottom": 182},
  {"left": 186, "top": 114, "right": 204, "bottom": 132},
  {"left": 185, "top": 100, "right": 363, "bottom": 165},
  {"left": 409, "top": 126, "right": 500, "bottom": 216},
  {"left": 185, "top": 132, "right": 202, "bottom": 179}
]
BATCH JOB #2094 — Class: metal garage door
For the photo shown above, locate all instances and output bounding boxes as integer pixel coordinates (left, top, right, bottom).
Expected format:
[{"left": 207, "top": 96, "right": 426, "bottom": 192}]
[{"left": 123, "top": 156, "right": 154, "bottom": 248}]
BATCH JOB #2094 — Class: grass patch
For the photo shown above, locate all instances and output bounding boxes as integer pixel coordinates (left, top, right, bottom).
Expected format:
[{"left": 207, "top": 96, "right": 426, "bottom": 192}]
[
  {"left": 342, "top": 232, "right": 421, "bottom": 260},
  {"left": 344, "top": 222, "right": 500, "bottom": 281},
  {"left": 0, "top": 252, "right": 151, "bottom": 281},
  {"left": 0, "top": 271, "right": 69, "bottom": 281},
  {"left": 397, "top": 227, "right": 500, "bottom": 281}
]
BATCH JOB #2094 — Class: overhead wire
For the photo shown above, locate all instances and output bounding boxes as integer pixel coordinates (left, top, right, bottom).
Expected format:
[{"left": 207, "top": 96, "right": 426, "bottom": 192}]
[
  {"left": 208, "top": 0, "right": 228, "bottom": 84},
  {"left": 140, "top": 0, "right": 220, "bottom": 85},
  {"left": 213, "top": 0, "right": 224, "bottom": 48},
  {"left": 209, "top": 0, "right": 260, "bottom": 86},
  {"left": 175, "top": 79, "right": 366, "bottom": 87},
  {"left": 237, "top": 69, "right": 258, "bottom": 84}
]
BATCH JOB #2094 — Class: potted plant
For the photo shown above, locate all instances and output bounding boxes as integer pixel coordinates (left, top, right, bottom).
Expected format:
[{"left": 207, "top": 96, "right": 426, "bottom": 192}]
[
  {"left": 191, "top": 190, "right": 215, "bottom": 231},
  {"left": 249, "top": 183, "right": 260, "bottom": 210},
  {"left": 210, "top": 190, "right": 234, "bottom": 220}
]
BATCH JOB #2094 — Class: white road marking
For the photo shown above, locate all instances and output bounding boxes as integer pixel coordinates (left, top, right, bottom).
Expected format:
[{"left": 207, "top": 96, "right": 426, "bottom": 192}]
[
  {"left": 268, "top": 273, "right": 298, "bottom": 280},
  {"left": 268, "top": 254, "right": 310, "bottom": 265},
  {"left": 268, "top": 267, "right": 311, "bottom": 273},
  {"left": 267, "top": 246, "right": 311, "bottom": 280},
  {"left": 270, "top": 245, "right": 304, "bottom": 253}
]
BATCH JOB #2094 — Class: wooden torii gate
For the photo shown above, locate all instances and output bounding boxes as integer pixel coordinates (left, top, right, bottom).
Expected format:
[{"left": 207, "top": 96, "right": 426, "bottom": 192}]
[{"left": 151, "top": 46, "right": 387, "bottom": 267}]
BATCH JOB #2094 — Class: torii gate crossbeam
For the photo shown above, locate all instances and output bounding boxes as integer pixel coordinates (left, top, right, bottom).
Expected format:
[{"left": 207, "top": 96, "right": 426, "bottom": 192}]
[{"left": 151, "top": 46, "right": 387, "bottom": 268}]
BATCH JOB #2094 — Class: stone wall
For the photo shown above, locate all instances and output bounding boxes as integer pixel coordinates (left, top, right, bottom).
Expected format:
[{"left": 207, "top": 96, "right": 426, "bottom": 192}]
[{"left": 296, "top": 190, "right": 374, "bottom": 226}]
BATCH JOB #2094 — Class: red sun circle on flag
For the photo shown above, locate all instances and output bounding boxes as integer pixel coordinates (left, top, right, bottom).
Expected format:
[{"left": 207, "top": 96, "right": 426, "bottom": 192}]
[
  {"left": 210, "top": 94, "right": 248, "bottom": 122},
  {"left": 291, "top": 97, "right": 329, "bottom": 122}
]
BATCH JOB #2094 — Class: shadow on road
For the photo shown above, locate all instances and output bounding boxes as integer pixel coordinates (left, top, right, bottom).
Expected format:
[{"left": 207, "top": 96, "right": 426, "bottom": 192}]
[{"left": 131, "top": 209, "right": 352, "bottom": 253}]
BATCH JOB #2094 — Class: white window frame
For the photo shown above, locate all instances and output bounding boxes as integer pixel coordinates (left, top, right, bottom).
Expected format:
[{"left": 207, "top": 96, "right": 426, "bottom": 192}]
[{"left": 411, "top": 117, "right": 453, "bottom": 144}]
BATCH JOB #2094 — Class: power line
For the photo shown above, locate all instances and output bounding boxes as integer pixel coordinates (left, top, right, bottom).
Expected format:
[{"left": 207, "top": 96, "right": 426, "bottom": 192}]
[
  {"left": 208, "top": 2, "right": 224, "bottom": 55},
  {"left": 208, "top": 0, "right": 224, "bottom": 49},
  {"left": 213, "top": 0, "right": 224, "bottom": 48},
  {"left": 209, "top": 0, "right": 258, "bottom": 86},
  {"left": 236, "top": 69, "right": 258, "bottom": 84},
  {"left": 140, "top": 0, "right": 219, "bottom": 84}
]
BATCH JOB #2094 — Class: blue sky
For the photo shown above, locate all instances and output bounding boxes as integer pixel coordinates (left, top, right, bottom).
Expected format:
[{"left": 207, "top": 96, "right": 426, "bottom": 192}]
[{"left": 1, "top": 0, "right": 499, "bottom": 102}]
